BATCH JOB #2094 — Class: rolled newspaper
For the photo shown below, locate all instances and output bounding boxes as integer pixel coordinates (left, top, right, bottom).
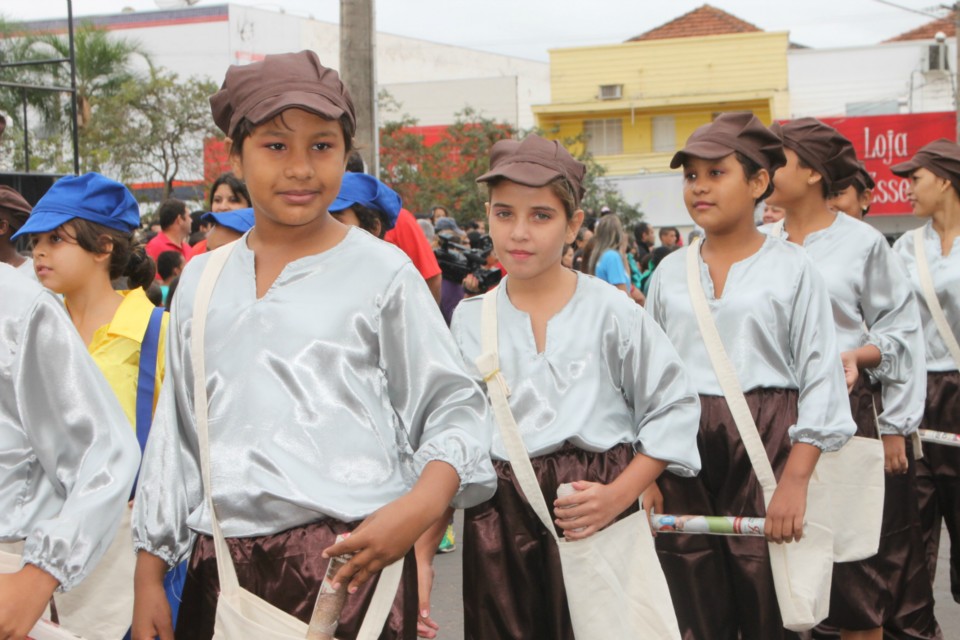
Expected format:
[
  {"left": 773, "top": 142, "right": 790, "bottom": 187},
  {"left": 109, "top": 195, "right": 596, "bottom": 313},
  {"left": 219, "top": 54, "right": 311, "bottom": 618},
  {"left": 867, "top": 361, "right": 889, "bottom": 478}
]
[
  {"left": 556, "top": 483, "right": 586, "bottom": 533},
  {"left": 650, "top": 514, "right": 765, "bottom": 536},
  {"left": 307, "top": 533, "right": 354, "bottom": 640},
  {"left": 918, "top": 429, "right": 960, "bottom": 448}
]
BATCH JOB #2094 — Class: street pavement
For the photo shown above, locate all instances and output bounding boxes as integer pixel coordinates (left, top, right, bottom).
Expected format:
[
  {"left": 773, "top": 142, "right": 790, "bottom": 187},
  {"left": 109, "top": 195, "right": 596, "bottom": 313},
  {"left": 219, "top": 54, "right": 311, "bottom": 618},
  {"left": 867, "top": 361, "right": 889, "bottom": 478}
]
[{"left": 427, "top": 513, "right": 960, "bottom": 639}]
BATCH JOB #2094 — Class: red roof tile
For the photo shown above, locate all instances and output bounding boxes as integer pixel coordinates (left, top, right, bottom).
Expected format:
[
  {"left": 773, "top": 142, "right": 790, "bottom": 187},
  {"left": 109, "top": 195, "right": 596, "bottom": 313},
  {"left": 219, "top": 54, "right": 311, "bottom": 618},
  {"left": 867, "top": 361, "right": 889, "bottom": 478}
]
[
  {"left": 628, "top": 4, "right": 762, "bottom": 42},
  {"left": 885, "top": 11, "right": 955, "bottom": 42}
]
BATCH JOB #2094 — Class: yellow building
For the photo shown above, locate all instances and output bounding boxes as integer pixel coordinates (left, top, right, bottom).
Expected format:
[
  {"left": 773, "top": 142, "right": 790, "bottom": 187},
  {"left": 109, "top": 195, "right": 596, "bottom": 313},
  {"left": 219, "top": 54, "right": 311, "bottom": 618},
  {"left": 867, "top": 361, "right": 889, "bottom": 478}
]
[{"left": 534, "top": 5, "right": 791, "bottom": 176}]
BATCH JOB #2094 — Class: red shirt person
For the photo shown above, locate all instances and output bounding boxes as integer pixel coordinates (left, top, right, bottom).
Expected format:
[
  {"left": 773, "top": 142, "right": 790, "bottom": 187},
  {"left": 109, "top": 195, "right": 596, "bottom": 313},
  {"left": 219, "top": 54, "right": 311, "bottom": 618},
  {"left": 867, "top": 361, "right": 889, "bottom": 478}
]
[
  {"left": 145, "top": 199, "right": 193, "bottom": 267},
  {"left": 384, "top": 208, "right": 442, "bottom": 302}
]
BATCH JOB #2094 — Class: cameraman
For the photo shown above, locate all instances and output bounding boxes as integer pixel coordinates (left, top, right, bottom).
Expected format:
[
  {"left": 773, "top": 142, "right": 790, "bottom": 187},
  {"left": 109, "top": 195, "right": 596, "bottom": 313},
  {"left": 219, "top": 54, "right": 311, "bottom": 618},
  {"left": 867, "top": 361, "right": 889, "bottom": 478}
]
[{"left": 462, "top": 247, "right": 504, "bottom": 298}]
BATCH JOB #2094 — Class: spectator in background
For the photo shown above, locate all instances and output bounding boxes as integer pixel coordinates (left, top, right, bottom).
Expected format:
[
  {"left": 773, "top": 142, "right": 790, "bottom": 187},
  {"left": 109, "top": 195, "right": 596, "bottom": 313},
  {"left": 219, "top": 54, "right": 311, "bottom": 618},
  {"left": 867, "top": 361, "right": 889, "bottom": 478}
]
[
  {"left": 562, "top": 243, "right": 574, "bottom": 269},
  {"left": 658, "top": 226, "right": 680, "bottom": 248},
  {"left": 436, "top": 217, "right": 467, "bottom": 242},
  {"left": 430, "top": 205, "right": 449, "bottom": 225},
  {"left": 145, "top": 198, "right": 192, "bottom": 264},
  {"left": 638, "top": 245, "right": 675, "bottom": 296},
  {"left": 633, "top": 222, "right": 654, "bottom": 262},
  {"left": 188, "top": 211, "right": 208, "bottom": 247},
  {"left": 418, "top": 218, "right": 436, "bottom": 246},
  {"left": 0, "top": 185, "right": 33, "bottom": 274},
  {"left": 201, "top": 208, "right": 255, "bottom": 251},
  {"left": 762, "top": 202, "right": 786, "bottom": 225},
  {"left": 191, "top": 173, "right": 252, "bottom": 257},
  {"left": 571, "top": 226, "right": 593, "bottom": 271},
  {"left": 586, "top": 214, "right": 644, "bottom": 304},
  {"left": 156, "top": 250, "right": 184, "bottom": 306}
]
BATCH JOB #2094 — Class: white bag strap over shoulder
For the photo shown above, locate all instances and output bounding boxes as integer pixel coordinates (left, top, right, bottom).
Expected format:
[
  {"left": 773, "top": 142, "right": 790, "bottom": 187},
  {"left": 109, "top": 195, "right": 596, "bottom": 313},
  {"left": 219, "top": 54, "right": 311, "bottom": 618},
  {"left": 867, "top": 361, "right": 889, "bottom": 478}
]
[
  {"left": 685, "top": 240, "right": 778, "bottom": 506},
  {"left": 191, "top": 241, "right": 402, "bottom": 639},
  {"left": 770, "top": 220, "right": 785, "bottom": 239},
  {"left": 476, "top": 289, "right": 560, "bottom": 540},
  {"left": 913, "top": 227, "right": 960, "bottom": 369}
]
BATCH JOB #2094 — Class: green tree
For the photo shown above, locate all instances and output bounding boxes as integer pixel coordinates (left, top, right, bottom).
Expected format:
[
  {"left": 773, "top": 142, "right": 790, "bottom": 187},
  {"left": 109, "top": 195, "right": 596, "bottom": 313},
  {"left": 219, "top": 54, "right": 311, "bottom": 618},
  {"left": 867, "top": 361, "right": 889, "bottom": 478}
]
[{"left": 83, "top": 70, "right": 219, "bottom": 200}]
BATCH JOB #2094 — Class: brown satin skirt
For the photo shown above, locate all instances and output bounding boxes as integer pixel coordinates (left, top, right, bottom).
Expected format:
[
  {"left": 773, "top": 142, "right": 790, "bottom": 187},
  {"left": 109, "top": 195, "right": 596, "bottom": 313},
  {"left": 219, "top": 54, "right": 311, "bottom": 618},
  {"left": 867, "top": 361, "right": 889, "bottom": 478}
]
[
  {"left": 813, "top": 378, "right": 941, "bottom": 637},
  {"left": 461, "top": 442, "right": 636, "bottom": 640},
  {"left": 655, "top": 388, "right": 801, "bottom": 640},
  {"left": 174, "top": 519, "right": 418, "bottom": 640},
  {"left": 916, "top": 370, "right": 960, "bottom": 603}
]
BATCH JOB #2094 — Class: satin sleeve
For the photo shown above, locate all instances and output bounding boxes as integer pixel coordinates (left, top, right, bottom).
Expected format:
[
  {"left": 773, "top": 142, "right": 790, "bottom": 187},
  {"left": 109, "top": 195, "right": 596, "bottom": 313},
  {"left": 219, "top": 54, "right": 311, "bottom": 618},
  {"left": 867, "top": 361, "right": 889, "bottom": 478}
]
[
  {"left": 619, "top": 305, "right": 701, "bottom": 477},
  {"left": 16, "top": 290, "right": 140, "bottom": 590},
  {"left": 131, "top": 282, "right": 202, "bottom": 567},
  {"left": 860, "top": 238, "right": 921, "bottom": 386},
  {"left": 378, "top": 264, "right": 496, "bottom": 509},
  {"left": 789, "top": 262, "right": 856, "bottom": 451}
]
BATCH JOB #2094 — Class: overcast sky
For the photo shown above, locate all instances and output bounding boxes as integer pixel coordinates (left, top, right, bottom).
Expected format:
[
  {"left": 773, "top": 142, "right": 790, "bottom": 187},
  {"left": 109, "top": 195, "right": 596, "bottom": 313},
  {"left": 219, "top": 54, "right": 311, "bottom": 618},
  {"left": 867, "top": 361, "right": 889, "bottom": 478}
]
[{"left": 6, "top": 0, "right": 948, "bottom": 61}]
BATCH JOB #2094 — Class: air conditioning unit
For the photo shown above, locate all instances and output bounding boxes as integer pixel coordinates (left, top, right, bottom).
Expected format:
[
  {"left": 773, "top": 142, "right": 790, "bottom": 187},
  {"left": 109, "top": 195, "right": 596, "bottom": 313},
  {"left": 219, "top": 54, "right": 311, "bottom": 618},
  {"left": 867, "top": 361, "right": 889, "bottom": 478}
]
[
  {"left": 927, "top": 43, "right": 949, "bottom": 72},
  {"left": 598, "top": 84, "right": 623, "bottom": 100}
]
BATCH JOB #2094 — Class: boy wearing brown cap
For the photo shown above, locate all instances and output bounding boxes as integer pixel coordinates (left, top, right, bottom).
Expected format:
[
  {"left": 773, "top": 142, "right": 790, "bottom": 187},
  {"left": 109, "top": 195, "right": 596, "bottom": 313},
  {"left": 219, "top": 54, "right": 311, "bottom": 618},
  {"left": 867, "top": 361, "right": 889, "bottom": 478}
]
[
  {"left": 130, "top": 51, "right": 496, "bottom": 639},
  {"left": 451, "top": 134, "right": 699, "bottom": 639},
  {"left": 892, "top": 138, "right": 960, "bottom": 610},
  {"left": 643, "top": 112, "right": 855, "bottom": 639},
  {"left": 0, "top": 185, "right": 34, "bottom": 274},
  {"left": 766, "top": 119, "right": 939, "bottom": 640}
]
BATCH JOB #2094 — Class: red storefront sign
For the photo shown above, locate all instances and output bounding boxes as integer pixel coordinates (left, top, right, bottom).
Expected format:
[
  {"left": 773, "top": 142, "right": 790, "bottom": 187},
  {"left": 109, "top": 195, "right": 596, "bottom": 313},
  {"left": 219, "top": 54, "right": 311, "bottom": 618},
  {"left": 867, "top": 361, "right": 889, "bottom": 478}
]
[{"left": 819, "top": 112, "right": 956, "bottom": 216}]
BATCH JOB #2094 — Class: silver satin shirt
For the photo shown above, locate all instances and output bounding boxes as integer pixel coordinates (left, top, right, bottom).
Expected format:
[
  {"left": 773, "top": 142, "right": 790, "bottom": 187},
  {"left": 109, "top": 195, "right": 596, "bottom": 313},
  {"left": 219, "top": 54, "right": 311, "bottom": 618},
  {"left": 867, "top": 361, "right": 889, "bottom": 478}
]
[
  {"left": 0, "top": 265, "right": 140, "bottom": 590},
  {"left": 763, "top": 214, "right": 926, "bottom": 436},
  {"left": 451, "top": 273, "right": 702, "bottom": 476},
  {"left": 132, "top": 229, "right": 496, "bottom": 566},
  {"left": 646, "top": 238, "right": 855, "bottom": 451},
  {"left": 894, "top": 221, "right": 960, "bottom": 373}
]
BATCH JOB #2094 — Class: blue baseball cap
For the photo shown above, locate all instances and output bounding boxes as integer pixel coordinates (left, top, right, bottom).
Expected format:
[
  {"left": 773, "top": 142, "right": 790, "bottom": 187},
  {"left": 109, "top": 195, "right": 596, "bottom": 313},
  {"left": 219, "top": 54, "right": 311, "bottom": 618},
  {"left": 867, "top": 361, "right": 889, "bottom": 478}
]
[
  {"left": 201, "top": 208, "right": 255, "bottom": 234},
  {"left": 12, "top": 173, "right": 140, "bottom": 240},
  {"left": 329, "top": 173, "right": 401, "bottom": 231}
]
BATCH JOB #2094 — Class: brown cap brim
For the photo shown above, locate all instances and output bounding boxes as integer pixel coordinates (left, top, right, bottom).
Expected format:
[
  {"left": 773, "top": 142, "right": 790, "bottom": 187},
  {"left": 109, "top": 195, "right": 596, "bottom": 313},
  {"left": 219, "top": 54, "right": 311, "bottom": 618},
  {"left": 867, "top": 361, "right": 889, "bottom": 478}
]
[
  {"left": 477, "top": 160, "right": 561, "bottom": 188},
  {"left": 243, "top": 91, "right": 348, "bottom": 131},
  {"left": 670, "top": 140, "right": 737, "bottom": 168},
  {"left": 890, "top": 158, "right": 922, "bottom": 177}
]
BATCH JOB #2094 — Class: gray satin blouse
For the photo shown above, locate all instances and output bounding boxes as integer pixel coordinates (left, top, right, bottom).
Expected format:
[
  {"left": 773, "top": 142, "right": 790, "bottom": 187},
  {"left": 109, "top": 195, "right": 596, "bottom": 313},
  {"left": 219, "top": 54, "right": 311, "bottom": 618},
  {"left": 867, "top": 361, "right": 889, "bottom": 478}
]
[
  {"left": 894, "top": 221, "right": 960, "bottom": 373},
  {"left": 0, "top": 265, "right": 140, "bottom": 590},
  {"left": 451, "top": 273, "right": 701, "bottom": 476},
  {"left": 764, "top": 213, "right": 926, "bottom": 436},
  {"left": 646, "top": 237, "right": 855, "bottom": 451},
  {"left": 132, "top": 228, "right": 496, "bottom": 567}
]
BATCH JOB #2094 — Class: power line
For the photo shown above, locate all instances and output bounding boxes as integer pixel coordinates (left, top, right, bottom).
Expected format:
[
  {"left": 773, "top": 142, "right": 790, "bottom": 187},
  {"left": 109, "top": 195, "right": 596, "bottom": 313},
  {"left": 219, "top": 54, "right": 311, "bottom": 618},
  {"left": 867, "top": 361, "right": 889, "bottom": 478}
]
[{"left": 871, "top": 0, "right": 945, "bottom": 18}]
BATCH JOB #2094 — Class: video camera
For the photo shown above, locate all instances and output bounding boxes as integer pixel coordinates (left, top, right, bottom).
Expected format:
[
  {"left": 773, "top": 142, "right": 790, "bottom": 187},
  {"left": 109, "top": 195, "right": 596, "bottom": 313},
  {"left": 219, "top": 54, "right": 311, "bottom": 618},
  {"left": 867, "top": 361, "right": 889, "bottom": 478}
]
[{"left": 434, "top": 231, "right": 502, "bottom": 294}]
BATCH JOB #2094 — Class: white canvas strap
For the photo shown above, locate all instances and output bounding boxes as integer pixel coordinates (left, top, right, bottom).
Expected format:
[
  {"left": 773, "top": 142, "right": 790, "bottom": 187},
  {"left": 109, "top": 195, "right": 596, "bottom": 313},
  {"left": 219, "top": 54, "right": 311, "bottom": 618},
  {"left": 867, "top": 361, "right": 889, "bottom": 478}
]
[
  {"left": 913, "top": 227, "right": 960, "bottom": 369},
  {"left": 770, "top": 220, "right": 785, "bottom": 239},
  {"left": 685, "top": 240, "right": 778, "bottom": 506},
  {"left": 476, "top": 289, "right": 560, "bottom": 540},
  {"left": 191, "top": 242, "right": 402, "bottom": 637}
]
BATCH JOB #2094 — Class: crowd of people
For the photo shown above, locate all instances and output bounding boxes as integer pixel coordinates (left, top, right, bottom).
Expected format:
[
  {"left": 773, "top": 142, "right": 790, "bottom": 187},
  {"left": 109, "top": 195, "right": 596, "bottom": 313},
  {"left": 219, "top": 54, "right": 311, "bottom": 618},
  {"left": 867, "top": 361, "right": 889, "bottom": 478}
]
[{"left": 0, "top": 49, "right": 958, "bottom": 640}]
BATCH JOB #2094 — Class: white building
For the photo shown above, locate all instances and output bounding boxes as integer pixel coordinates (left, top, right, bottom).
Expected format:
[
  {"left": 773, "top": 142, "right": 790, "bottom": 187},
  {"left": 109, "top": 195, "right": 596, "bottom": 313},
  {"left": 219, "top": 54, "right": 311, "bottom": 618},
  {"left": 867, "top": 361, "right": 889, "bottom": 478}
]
[{"left": 20, "top": 3, "right": 549, "bottom": 130}]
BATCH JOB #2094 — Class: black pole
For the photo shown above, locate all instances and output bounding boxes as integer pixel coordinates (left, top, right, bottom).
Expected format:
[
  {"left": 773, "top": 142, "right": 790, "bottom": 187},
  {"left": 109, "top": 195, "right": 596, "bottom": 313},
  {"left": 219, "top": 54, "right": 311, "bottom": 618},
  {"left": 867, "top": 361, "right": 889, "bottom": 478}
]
[
  {"left": 67, "top": 0, "right": 79, "bottom": 175},
  {"left": 21, "top": 87, "right": 29, "bottom": 172}
]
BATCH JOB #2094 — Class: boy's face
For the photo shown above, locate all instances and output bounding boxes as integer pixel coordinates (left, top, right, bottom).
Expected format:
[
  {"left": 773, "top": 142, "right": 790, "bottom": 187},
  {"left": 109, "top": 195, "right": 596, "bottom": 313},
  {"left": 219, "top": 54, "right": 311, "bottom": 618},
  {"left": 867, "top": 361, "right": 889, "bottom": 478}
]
[{"left": 230, "top": 108, "right": 347, "bottom": 231}]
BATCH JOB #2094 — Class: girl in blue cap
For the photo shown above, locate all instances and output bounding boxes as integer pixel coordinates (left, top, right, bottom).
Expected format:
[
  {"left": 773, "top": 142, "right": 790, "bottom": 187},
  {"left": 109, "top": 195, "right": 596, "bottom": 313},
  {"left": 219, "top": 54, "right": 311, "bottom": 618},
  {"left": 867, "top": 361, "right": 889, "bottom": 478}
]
[{"left": 15, "top": 172, "right": 173, "bottom": 639}]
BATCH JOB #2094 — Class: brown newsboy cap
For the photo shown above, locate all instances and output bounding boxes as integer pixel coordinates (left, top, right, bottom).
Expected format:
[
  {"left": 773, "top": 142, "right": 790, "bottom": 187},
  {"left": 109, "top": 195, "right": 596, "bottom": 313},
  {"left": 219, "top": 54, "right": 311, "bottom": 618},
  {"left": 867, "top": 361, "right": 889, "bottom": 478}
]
[
  {"left": 210, "top": 50, "right": 356, "bottom": 138},
  {"left": 770, "top": 118, "right": 860, "bottom": 192},
  {"left": 890, "top": 138, "right": 960, "bottom": 196},
  {"left": 671, "top": 112, "right": 786, "bottom": 175},
  {"left": 850, "top": 162, "right": 875, "bottom": 192},
  {"left": 0, "top": 185, "right": 32, "bottom": 228},
  {"left": 476, "top": 134, "right": 587, "bottom": 208}
]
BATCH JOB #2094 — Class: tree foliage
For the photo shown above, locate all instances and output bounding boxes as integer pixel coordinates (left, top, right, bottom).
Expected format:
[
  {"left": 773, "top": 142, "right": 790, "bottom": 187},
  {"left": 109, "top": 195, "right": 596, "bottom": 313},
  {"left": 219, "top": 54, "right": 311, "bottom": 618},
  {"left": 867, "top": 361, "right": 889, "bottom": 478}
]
[{"left": 378, "top": 101, "right": 642, "bottom": 223}]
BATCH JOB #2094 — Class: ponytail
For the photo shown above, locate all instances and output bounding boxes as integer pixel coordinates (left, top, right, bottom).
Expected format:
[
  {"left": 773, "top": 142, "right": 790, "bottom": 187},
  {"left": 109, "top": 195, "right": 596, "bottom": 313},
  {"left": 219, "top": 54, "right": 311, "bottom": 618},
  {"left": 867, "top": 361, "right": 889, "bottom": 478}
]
[
  {"left": 68, "top": 219, "right": 157, "bottom": 291},
  {"left": 123, "top": 243, "right": 156, "bottom": 291}
]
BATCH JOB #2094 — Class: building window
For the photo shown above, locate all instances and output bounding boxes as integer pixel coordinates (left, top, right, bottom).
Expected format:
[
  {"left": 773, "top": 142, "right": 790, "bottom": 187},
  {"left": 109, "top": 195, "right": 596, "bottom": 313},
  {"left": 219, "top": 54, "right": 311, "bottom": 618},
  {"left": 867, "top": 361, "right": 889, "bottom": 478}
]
[
  {"left": 584, "top": 119, "right": 623, "bottom": 156},
  {"left": 652, "top": 116, "right": 676, "bottom": 153}
]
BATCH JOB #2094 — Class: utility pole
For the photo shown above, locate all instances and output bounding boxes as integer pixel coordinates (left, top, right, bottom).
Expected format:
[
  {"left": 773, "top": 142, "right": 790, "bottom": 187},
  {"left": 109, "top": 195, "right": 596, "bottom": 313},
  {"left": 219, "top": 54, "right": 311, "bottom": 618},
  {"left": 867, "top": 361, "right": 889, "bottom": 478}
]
[{"left": 340, "top": 0, "right": 378, "bottom": 176}]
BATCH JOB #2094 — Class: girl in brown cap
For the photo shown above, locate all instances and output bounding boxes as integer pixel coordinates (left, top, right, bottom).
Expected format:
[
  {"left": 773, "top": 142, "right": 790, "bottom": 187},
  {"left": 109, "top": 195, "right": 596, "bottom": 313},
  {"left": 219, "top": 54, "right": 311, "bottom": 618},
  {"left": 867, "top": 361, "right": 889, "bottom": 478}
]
[
  {"left": 644, "top": 111, "right": 855, "bottom": 640},
  {"left": 452, "top": 133, "right": 701, "bottom": 639},
  {"left": 828, "top": 163, "right": 875, "bottom": 221},
  {"left": 130, "top": 51, "right": 497, "bottom": 640},
  {"left": 891, "top": 138, "right": 960, "bottom": 614},
  {"left": 766, "top": 119, "right": 939, "bottom": 640}
]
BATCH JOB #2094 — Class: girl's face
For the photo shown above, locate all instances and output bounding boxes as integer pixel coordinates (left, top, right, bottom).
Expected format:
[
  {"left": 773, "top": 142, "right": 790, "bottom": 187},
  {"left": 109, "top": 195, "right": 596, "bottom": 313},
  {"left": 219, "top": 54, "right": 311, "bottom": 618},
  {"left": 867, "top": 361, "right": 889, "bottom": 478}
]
[
  {"left": 230, "top": 108, "right": 347, "bottom": 231},
  {"left": 682, "top": 154, "right": 767, "bottom": 235},
  {"left": 561, "top": 245, "right": 574, "bottom": 269},
  {"left": 828, "top": 185, "right": 871, "bottom": 220},
  {"left": 211, "top": 183, "right": 249, "bottom": 213},
  {"left": 31, "top": 222, "right": 108, "bottom": 294},
  {"left": 767, "top": 148, "right": 817, "bottom": 208},
  {"left": 487, "top": 181, "right": 582, "bottom": 282},
  {"left": 906, "top": 167, "right": 949, "bottom": 218}
]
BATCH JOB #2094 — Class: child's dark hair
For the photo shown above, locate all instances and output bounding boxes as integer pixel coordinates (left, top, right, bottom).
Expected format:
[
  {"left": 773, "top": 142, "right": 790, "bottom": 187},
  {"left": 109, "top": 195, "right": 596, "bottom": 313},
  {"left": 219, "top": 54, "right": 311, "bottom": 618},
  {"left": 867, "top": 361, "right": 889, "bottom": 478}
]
[
  {"left": 733, "top": 152, "right": 775, "bottom": 201},
  {"left": 229, "top": 112, "right": 355, "bottom": 156},
  {"left": 66, "top": 219, "right": 156, "bottom": 290},
  {"left": 485, "top": 176, "right": 578, "bottom": 220},
  {"left": 795, "top": 156, "right": 830, "bottom": 198},
  {"left": 345, "top": 204, "right": 390, "bottom": 239},
  {"left": 157, "top": 250, "right": 184, "bottom": 281},
  {"left": 208, "top": 172, "right": 250, "bottom": 209}
]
